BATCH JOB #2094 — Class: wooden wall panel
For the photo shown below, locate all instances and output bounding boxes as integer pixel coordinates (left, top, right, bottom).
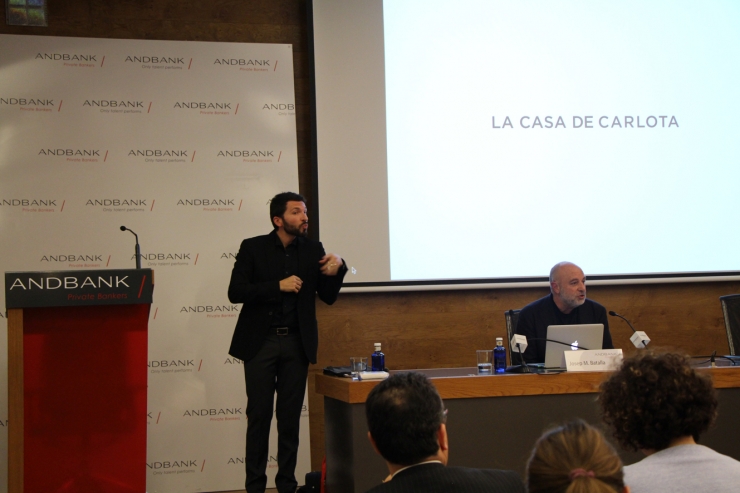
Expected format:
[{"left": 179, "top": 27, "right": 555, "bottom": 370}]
[{"left": 3, "top": 0, "right": 739, "bottom": 474}]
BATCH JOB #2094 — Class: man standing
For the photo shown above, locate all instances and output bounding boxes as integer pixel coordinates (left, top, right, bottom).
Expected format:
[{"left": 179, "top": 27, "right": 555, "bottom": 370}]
[
  {"left": 228, "top": 192, "right": 347, "bottom": 493},
  {"left": 364, "top": 372, "right": 525, "bottom": 493},
  {"left": 515, "top": 261, "right": 613, "bottom": 363}
]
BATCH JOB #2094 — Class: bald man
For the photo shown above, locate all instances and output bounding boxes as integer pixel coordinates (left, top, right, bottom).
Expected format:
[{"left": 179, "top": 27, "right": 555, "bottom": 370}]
[{"left": 515, "top": 262, "right": 613, "bottom": 364}]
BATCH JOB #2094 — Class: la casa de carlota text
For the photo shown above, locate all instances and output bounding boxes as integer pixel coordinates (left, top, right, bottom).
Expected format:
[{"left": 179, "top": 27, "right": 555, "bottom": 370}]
[{"left": 493, "top": 115, "right": 679, "bottom": 129}]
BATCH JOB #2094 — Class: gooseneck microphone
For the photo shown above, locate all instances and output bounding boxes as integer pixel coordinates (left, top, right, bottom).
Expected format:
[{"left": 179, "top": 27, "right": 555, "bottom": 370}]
[
  {"left": 609, "top": 311, "right": 650, "bottom": 348},
  {"left": 120, "top": 225, "right": 141, "bottom": 269}
]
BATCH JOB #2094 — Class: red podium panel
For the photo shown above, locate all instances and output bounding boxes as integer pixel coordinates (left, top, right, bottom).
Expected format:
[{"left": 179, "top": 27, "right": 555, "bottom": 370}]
[{"left": 5, "top": 269, "right": 153, "bottom": 493}]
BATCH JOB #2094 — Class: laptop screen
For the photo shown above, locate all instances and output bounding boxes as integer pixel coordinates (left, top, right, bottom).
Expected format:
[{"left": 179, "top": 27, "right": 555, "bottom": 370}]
[{"left": 544, "top": 324, "right": 604, "bottom": 369}]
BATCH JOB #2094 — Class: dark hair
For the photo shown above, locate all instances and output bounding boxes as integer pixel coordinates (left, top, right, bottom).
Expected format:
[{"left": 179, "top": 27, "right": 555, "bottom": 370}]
[
  {"left": 269, "top": 192, "right": 305, "bottom": 229},
  {"left": 527, "top": 419, "right": 625, "bottom": 493},
  {"left": 365, "top": 372, "right": 445, "bottom": 466},
  {"left": 599, "top": 350, "right": 717, "bottom": 451}
]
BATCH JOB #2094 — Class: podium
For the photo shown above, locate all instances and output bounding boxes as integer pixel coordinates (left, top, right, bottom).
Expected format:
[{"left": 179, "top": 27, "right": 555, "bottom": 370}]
[{"left": 4, "top": 269, "right": 154, "bottom": 493}]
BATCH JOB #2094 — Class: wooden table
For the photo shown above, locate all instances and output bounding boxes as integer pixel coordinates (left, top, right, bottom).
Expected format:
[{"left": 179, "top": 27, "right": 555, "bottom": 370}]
[{"left": 316, "top": 366, "right": 740, "bottom": 493}]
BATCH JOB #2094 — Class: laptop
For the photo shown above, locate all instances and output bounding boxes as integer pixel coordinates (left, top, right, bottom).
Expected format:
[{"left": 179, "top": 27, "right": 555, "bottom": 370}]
[{"left": 544, "top": 324, "right": 604, "bottom": 369}]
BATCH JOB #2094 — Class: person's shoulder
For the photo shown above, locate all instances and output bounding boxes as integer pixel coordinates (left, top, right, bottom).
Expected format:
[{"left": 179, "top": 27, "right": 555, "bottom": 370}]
[
  {"left": 691, "top": 445, "right": 740, "bottom": 468},
  {"left": 239, "top": 232, "right": 275, "bottom": 247},
  {"left": 521, "top": 294, "right": 552, "bottom": 312}
]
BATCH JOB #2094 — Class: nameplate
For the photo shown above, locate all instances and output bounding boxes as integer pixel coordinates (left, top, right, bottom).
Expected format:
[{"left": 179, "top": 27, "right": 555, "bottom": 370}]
[
  {"left": 5, "top": 269, "right": 153, "bottom": 308},
  {"left": 563, "top": 349, "right": 623, "bottom": 372}
]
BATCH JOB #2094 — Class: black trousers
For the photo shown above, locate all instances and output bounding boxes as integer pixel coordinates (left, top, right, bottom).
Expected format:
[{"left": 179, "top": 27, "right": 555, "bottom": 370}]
[{"left": 243, "top": 330, "right": 309, "bottom": 493}]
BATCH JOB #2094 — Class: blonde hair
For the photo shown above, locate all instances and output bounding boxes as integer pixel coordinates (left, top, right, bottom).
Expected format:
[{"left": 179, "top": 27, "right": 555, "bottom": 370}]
[{"left": 527, "top": 420, "right": 624, "bottom": 493}]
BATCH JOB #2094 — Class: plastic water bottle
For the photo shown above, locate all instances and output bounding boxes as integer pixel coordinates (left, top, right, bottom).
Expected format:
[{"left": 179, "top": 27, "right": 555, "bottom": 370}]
[
  {"left": 371, "top": 343, "right": 385, "bottom": 371},
  {"left": 493, "top": 337, "right": 506, "bottom": 373}
]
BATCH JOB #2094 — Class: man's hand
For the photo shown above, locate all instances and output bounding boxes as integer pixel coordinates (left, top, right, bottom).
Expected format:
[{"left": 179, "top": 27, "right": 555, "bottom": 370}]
[
  {"left": 280, "top": 275, "right": 302, "bottom": 293},
  {"left": 319, "top": 253, "right": 343, "bottom": 276}
]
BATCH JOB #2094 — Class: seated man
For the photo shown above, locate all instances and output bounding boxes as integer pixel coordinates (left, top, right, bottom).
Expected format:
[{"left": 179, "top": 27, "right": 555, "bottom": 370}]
[
  {"left": 364, "top": 371, "right": 525, "bottom": 493},
  {"left": 515, "top": 261, "right": 613, "bottom": 363},
  {"left": 599, "top": 351, "right": 740, "bottom": 492}
]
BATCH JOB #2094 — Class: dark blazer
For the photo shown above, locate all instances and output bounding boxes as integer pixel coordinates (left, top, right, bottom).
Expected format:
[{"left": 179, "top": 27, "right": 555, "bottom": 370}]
[
  {"left": 365, "top": 463, "right": 525, "bottom": 493},
  {"left": 227, "top": 231, "right": 346, "bottom": 364}
]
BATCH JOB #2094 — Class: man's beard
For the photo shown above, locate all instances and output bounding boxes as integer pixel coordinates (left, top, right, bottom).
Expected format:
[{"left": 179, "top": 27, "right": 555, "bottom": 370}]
[{"left": 284, "top": 222, "right": 308, "bottom": 237}]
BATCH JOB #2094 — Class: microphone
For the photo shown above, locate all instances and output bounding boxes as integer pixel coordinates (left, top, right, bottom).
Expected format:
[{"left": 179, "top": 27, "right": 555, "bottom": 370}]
[
  {"left": 507, "top": 334, "right": 531, "bottom": 373},
  {"left": 120, "top": 225, "right": 141, "bottom": 269},
  {"left": 510, "top": 334, "right": 528, "bottom": 354},
  {"left": 608, "top": 311, "right": 650, "bottom": 348}
]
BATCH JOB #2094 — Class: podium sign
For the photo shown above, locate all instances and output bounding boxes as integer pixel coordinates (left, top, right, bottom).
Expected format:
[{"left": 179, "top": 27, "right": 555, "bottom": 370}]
[
  {"left": 4, "top": 269, "right": 153, "bottom": 493},
  {"left": 5, "top": 269, "right": 153, "bottom": 308}
]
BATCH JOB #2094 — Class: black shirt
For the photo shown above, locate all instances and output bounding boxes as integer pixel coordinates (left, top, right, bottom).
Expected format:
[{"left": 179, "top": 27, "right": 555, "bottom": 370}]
[
  {"left": 270, "top": 233, "right": 299, "bottom": 328},
  {"left": 515, "top": 293, "right": 613, "bottom": 363}
]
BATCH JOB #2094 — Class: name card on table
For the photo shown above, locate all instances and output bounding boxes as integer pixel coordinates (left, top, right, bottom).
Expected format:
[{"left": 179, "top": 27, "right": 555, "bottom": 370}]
[{"left": 564, "top": 349, "right": 623, "bottom": 372}]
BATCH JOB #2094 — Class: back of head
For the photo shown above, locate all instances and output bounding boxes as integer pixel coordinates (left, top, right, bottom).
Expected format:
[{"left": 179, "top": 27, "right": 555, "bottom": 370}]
[
  {"left": 599, "top": 350, "right": 717, "bottom": 451},
  {"left": 527, "top": 419, "right": 625, "bottom": 493},
  {"left": 365, "top": 371, "right": 445, "bottom": 466}
]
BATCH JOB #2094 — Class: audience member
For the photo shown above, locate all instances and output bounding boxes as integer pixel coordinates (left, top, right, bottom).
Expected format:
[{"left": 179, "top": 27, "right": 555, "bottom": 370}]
[
  {"left": 599, "top": 351, "right": 740, "bottom": 492},
  {"left": 364, "top": 371, "right": 525, "bottom": 493},
  {"left": 527, "top": 419, "right": 627, "bottom": 493}
]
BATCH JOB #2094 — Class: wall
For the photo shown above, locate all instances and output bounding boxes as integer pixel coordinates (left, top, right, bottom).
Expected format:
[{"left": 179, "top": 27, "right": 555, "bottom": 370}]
[{"left": 3, "top": 0, "right": 739, "bottom": 473}]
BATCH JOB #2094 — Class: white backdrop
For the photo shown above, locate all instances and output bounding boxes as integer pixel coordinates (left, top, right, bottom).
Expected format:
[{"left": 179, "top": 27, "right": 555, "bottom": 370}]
[{"left": 0, "top": 34, "right": 305, "bottom": 492}]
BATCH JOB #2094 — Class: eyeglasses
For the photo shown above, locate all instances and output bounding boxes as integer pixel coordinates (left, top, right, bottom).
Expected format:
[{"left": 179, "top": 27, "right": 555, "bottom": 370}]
[{"left": 441, "top": 408, "right": 448, "bottom": 423}]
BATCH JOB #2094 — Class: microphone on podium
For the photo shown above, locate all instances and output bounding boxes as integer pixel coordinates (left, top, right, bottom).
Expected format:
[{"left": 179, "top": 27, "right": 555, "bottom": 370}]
[
  {"left": 120, "top": 225, "right": 142, "bottom": 269},
  {"left": 609, "top": 311, "right": 650, "bottom": 348}
]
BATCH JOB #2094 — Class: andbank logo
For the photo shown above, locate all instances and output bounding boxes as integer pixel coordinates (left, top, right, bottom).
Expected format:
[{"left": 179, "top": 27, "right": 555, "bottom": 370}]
[
  {"left": 180, "top": 305, "right": 240, "bottom": 314},
  {"left": 147, "top": 459, "right": 204, "bottom": 474},
  {"left": 84, "top": 100, "right": 143, "bottom": 108},
  {"left": 125, "top": 55, "right": 186, "bottom": 65},
  {"left": 182, "top": 407, "right": 243, "bottom": 418},
  {"left": 40, "top": 254, "right": 108, "bottom": 269},
  {"left": 129, "top": 149, "right": 191, "bottom": 163},
  {"left": 176, "top": 198, "right": 242, "bottom": 211},
  {"left": 1, "top": 97, "right": 56, "bottom": 106},
  {"left": 180, "top": 305, "right": 240, "bottom": 321},
  {"left": 86, "top": 199, "right": 151, "bottom": 212},
  {"left": 138, "top": 252, "right": 197, "bottom": 267},
  {"left": 174, "top": 102, "right": 233, "bottom": 110},
  {"left": 1, "top": 199, "right": 58, "bottom": 207},
  {"left": 36, "top": 53, "right": 98, "bottom": 62},
  {"left": 38, "top": 148, "right": 106, "bottom": 162},
  {"left": 213, "top": 58, "right": 276, "bottom": 72},
  {"left": 1, "top": 198, "right": 64, "bottom": 212},
  {"left": 177, "top": 199, "right": 234, "bottom": 206},
  {"left": 85, "top": 100, "right": 152, "bottom": 114},
  {"left": 216, "top": 150, "right": 281, "bottom": 162},
  {"left": 262, "top": 103, "right": 294, "bottom": 111},
  {"left": 149, "top": 358, "right": 201, "bottom": 374}
]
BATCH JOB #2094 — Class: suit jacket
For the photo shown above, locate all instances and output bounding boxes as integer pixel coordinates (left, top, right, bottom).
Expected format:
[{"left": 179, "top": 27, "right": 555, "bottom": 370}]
[
  {"left": 227, "top": 231, "right": 346, "bottom": 364},
  {"left": 365, "top": 463, "right": 525, "bottom": 493}
]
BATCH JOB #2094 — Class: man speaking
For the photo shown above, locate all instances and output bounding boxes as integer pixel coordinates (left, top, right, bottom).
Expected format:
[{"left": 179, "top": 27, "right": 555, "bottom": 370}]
[
  {"left": 228, "top": 192, "right": 347, "bottom": 493},
  {"left": 515, "top": 261, "right": 613, "bottom": 364}
]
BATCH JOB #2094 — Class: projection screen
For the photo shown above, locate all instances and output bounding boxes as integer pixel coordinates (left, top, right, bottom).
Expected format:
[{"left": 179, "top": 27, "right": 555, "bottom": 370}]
[{"left": 310, "top": 0, "right": 740, "bottom": 291}]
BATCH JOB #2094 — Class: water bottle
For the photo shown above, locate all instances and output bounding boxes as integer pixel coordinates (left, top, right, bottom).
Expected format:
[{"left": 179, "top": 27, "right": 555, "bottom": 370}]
[
  {"left": 493, "top": 337, "right": 506, "bottom": 373},
  {"left": 371, "top": 343, "right": 385, "bottom": 371}
]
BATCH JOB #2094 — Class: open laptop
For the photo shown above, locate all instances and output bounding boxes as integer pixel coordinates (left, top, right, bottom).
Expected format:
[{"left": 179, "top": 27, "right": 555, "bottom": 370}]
[{"left": 544, "top": 324, "right": 604, "bottom": 369}]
